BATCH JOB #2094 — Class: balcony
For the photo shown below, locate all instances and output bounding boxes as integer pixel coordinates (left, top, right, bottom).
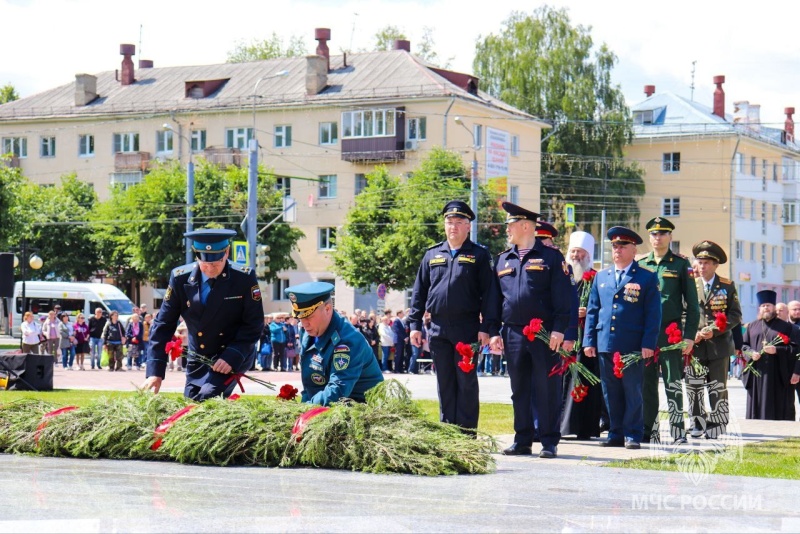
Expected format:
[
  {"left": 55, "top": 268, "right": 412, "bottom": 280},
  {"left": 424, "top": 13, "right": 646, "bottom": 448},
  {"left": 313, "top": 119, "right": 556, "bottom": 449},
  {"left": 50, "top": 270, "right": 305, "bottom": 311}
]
[
  {"left": 784, "top": 264, "right": 800, "bottom": 283},
  {"left": 203, "top": 147, "right": 243, "bottom": 168},
  {"left": 341, "top": 137, "right": 405, "bottom": 163},
  {"left": 114, "top": 152, "right": 150, "bottom": 172}
]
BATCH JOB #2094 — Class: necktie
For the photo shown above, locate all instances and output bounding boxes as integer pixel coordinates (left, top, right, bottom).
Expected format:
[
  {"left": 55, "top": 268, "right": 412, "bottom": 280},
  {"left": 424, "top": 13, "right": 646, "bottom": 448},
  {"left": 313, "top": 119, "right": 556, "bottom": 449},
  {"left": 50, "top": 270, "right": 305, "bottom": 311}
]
[
  {"left": 202, "top": 278, "right": 215, "bottom": 304},
  {"left": 705, "top": 282, "right": 711, "bottom": 298},
  {"left": 616, "top": 269, "right": 624, "bottom": 287}
]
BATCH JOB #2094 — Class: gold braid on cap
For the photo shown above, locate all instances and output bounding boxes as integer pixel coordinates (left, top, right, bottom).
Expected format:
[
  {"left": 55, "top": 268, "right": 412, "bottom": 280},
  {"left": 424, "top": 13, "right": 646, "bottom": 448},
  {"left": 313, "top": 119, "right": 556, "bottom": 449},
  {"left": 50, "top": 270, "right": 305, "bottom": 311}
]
[{"left": 291, "top": 300, "right": 325, "bottom": 319}]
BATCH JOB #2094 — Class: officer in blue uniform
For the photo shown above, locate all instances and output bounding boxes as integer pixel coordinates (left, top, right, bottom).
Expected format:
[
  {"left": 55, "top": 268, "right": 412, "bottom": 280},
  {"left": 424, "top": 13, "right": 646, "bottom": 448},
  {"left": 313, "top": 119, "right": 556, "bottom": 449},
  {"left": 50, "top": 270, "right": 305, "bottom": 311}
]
[
  {"left": 286, "top": 281, "right": 383, "bottom": 406},
  {"left": 142, "top": 229, "right": 264, "bottom": 401},
  {"left": 493, "top": 202, "right": 576, "bottom": 458},
  {"left": 409, "top": 200, "right": 501, "bottom": 432},
  {"left": 583, "top": 227, "right": 662, "bottom": 449}
]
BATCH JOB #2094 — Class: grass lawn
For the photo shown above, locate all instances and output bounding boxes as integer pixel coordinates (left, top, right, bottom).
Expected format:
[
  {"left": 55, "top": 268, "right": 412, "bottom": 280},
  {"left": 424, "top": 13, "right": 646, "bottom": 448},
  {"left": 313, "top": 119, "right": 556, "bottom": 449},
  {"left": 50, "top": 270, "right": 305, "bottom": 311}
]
[
  {"left": 0, "top": 389, "right": 516, "bottom": 436},
  {"left": 607, "top": 438, "right": 800, "bottom": 480}
]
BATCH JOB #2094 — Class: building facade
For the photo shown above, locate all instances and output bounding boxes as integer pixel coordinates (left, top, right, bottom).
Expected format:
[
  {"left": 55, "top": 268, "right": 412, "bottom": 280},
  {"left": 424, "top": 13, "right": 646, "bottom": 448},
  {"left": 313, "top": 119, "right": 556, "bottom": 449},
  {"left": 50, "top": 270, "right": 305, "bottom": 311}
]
[{"left": 0, "top": 31, "right": 546, "bottom": 314}]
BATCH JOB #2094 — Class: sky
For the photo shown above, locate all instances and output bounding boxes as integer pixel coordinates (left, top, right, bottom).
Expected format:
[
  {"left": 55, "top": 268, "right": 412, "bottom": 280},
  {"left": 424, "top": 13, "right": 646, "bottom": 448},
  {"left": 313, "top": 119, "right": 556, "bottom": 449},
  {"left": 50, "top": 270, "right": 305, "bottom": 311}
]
[{"left": 2, "top": 0, "right": 799, "bottom": 127}]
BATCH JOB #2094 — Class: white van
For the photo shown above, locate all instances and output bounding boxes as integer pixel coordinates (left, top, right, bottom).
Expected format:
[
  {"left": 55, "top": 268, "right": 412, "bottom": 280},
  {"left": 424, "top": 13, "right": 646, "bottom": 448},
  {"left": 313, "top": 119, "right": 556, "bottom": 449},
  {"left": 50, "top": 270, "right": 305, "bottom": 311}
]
[{"left": 10, "top": 281, "right": 136, "bottom": 338}]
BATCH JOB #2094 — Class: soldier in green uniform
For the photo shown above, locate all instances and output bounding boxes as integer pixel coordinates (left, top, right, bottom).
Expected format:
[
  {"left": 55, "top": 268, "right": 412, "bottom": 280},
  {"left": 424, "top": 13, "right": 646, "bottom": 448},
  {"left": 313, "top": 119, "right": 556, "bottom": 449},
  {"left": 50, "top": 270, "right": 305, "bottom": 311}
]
[
  {"left": 638, "top": 217, "right": 699, "bottom": 444},
  {"left": 689, "top": 240, "right": 742, "bottom": 438}
]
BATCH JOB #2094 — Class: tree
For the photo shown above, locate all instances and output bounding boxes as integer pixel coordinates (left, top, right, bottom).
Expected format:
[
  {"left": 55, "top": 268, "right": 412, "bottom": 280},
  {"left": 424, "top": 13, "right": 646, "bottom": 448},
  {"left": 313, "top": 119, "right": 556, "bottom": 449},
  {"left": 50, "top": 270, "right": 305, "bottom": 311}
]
[
  {"left": 227, "top": 32, "right": 306, "bottom": 62},
  {"left": 0, "top": 83, "right": 19, "bottom": 104},
  {"left": 415, "top": 27, "right": 453, "bottom": 68},
  {"left": 473, "top": 6, "right": 645, "bottom": 234},
  {"left": 373, "top": 25, "right": 407, "bottom": 51},
  {"left": 331, "top": 148, "right": 506, "bottom": 291},
  {"left": 0, "top": 161, "right": 25, "bottom": 249}
]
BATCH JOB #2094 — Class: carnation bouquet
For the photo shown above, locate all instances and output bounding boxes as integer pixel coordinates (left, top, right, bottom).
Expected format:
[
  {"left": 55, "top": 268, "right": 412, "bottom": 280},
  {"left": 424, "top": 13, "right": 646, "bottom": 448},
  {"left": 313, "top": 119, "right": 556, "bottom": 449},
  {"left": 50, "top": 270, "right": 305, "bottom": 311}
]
[
  {"left": 743, "top": 332, "right": 789, "bottom": 378},
  {"left": 165, "top": 342, "right": 276, "bottom": 393}
]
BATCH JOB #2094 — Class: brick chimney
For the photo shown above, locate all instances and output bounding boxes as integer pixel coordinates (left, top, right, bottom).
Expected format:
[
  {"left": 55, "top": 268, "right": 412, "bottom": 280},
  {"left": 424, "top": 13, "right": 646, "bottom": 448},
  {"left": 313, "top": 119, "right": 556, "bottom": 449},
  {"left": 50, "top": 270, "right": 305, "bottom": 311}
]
[
  {"left": 120, "top": 44, "right": 136, "bottom": 86},
  {"left": 644, "top": 85, "right": 655, "bottom": 97},
  {"left": 394, "top": 39, "right": 410, "bottom": 52},
  {"left": 786, "top": 107, "right": 796, "bottom": 143},
  {"left": 712, "top": 75, "right": 725, "bottom": 119},
  {"left": 315, "top": 28, "right": 330, "bottom": 72},
  {"left": 74, "top": 74, "right": 97, "bottom": 106},
  {"left": 306, "top": 55, "right": 328, "bottom": 96}
]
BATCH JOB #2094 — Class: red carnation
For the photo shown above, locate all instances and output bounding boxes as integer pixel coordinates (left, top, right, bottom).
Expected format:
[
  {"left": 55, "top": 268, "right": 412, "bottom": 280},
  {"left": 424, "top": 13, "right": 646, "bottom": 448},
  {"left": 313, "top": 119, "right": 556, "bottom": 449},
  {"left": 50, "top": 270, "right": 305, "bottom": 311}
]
[
  {"left": 778, "top": 332, "right": 789, "bottom": 345},
  {"left": 455, "top": 342, "right": 474, "bottom": 360},
  {"left": 165, "top": 338, "right": 184, "bottom": 361},
  {"left": 571, "top": 384, "right": 589, "bottom": 402},
  {"left": 522, "top": 325, "right": 536, "bottom": 341},
  {"left": 582, "top": 271, "right": 596, "bottom": 282},
  {"left": 528, "top": 318, "right": 543, "bottom": 333},
  {"left": 714, "top": 312, "right": 727, "bottom": 332},
  {"left": 612, "top": 352, "right": 624, "bottom": 378},
  {"left": 277, "top": 384, "right": 298, "bottom": 401},
  {"left": 665, "top": 322, "right": 678, "bottom": 336},
  {"left": 457, "top": 360, "right": 475, "bottom": 373}
]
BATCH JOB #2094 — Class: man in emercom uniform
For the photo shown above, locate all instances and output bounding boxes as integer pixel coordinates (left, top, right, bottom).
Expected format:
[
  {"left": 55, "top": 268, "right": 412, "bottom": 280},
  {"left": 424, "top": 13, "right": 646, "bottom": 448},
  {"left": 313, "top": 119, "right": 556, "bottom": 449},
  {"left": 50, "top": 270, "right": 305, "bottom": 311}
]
[
  {"left": 409, "top": 200, "right": 501, "bottom": 433},
  {"left": 142, "top": 229, "right": 263, "bottom": 401}
]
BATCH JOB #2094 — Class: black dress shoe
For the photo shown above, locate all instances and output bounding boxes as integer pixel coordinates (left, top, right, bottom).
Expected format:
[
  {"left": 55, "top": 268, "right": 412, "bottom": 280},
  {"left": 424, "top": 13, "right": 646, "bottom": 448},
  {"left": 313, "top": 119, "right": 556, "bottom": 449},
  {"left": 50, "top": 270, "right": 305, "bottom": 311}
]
[
  {"left": 599, "top": 419, "right": 610, "bottom": 432},
  {"left": 539, "top": 446, "right": 557, "bottom": 459},
  {"left": 624, "top": 440, "right": 641, "bottom": 450},
  {"left": 502, "top": 443, "right": 533, "bottom": 455},
  {"left": 600, "top": 439, "right": 624, "bottom": 447}
]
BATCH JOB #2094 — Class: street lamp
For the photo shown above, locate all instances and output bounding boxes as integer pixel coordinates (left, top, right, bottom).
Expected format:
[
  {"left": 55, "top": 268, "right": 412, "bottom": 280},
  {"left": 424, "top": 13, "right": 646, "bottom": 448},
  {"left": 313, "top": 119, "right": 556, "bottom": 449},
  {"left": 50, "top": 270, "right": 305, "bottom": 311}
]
[
  {"left": 454, "top": 116, "right": 480, "bottom": 241},
  {"left": 163, "top": 121, "right": 196, "bottom": 264},
  {"left": 247, "top": 69, "right": 289, "bottom": 270},
  {"left": 12, "top": 238, "right": 43, "bottom": 316}
]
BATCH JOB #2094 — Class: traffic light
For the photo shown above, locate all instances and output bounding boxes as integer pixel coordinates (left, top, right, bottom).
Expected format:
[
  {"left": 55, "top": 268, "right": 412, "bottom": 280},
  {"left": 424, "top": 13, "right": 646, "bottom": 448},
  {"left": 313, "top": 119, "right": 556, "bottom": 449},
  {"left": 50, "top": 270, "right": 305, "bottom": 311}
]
[{"left": 255, "top": 244, "right": 270, "bottom": 278}]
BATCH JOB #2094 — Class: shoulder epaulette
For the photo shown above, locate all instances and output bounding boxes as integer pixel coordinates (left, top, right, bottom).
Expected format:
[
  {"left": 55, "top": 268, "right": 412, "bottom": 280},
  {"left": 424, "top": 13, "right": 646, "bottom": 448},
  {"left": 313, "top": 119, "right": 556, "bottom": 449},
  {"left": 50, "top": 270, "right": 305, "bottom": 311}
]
[
  {"left": 229, "top": 262, "right": 252, "bottom": 275},
  {"left": 718, "top": 276, "right": 731, "bottom": 284},
  {"left": 171, "top": 263, "right": 196, "bottom": 277},
  {"left": 497, "top": 248, "right": 512, "bottom": 256},
  {"left": 426, "top": 241, "right": 444, "bottom": 251}
]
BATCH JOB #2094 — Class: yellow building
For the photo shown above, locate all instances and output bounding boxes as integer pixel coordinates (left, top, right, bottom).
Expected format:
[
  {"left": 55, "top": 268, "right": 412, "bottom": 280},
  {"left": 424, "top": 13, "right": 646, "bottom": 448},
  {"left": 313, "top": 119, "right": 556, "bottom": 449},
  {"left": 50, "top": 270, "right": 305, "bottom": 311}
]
[
  {"left": 627, "top": 77, "right": 800, "bottom": 320},
  {"left": 0, "top": 31, "right": 546, "bottom": 314}
]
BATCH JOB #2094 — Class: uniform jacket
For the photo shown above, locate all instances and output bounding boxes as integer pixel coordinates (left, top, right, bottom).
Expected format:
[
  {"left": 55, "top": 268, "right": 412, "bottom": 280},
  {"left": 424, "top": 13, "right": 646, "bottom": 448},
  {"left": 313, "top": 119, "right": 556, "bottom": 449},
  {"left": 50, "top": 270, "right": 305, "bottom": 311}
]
[
  {"left": 146, "top": 261, "right": 263, "bottom": 380},
  {"left": 409, "top": 239, "right": 501, "bottom": 341},
  {"left": 496, "top": 241, "right": 577, "bottom": 339},
  {"left": 583, "top": 263, "right": 662, "bottom": 354},
  {"left": 299, "top": 312, "right": 384, "bottom": 406},
  {"left": 638, "top": 250, "right": 700, "bottom": 344},
  {"left": 693, "top": 274, "right": 742, "bottom": 362}
]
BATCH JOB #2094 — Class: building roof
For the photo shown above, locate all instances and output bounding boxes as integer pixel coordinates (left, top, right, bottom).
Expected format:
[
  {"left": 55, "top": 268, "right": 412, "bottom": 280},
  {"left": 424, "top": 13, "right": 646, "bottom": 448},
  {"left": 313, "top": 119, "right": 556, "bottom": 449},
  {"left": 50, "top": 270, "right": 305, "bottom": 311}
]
[
  {"left": 631, "top": 91, "right": 799, "bottom": 153},
  {"left": 0, "top": 50, "right": 544, "bottom": 125}
]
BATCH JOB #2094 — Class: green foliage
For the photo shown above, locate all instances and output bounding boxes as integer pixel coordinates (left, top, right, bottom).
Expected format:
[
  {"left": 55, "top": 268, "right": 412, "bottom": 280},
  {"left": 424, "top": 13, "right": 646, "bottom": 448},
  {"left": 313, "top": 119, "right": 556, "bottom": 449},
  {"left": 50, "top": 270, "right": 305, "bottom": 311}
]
[
  {"left": 227, "top": 32, "right": 306, "bottom": 62},
  {"left": 415, "top": 26, "right": 453, "bottom": 68},
  {"left": 0, "top": 161, "right": 25, "bottom": 249},
  {"left": 0, "top": 83, "right": 19, "bottom": 104},
  {"left": 373, "top": 25, "right": 407, "bottom": 51},
  {"left": 331, "top": 148, "right": 506, "bottom": 291},
  {"left": 473, "top": 6, "right": 645, "bottom": 232}
]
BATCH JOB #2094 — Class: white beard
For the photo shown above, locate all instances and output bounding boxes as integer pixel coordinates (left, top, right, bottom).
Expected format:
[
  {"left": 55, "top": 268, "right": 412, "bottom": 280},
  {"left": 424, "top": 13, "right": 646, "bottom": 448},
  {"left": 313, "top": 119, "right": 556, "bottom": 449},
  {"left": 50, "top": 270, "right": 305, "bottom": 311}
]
[{"left": 569, "top": 257, "right": 592, "bottom": 281}]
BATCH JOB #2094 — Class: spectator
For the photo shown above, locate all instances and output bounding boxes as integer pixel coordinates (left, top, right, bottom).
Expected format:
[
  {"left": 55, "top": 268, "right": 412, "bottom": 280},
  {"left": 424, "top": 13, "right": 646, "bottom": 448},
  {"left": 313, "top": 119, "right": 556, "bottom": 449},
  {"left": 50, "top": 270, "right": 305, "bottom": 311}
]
[
  {"left": 269, "top": 313, "right": 288, "bottom": 372},
  {"left": 392, "top": 309, "right": 407, "bottom": 373},
  {"left": 285, "top": 317, "right": 298, "bottom": 371},
  {"left": 73, "top": 313, "right": 90, "bottom": 371},
  {"left": 126, "top": 313, "right": 145, "bottom": 370},
  {"left": 102, "top": 311, "right": 127, "bottom": 372},
  {"left": 174, "top": 318, "right": 187, "bottom": 372},
  {"left": 58, "top": 314, "right": 75, "bottom": 370},
  {"left": 139, "top": 303, "right": 148, "bottom": 321},
  {"left": 42, "top": 310, "right": 60, "bottom": 357},
  {"left": 258, "top": 314, "right": 272, "bottom": 371},
  {"left": 87, "top": 308, "right": 107, "bottom": 370},
  {"left": 20, "top": 311, "right": 42, "bottom": 355},
  {"left": 378, "top": 315, "right": 394, "bottom": 372}
]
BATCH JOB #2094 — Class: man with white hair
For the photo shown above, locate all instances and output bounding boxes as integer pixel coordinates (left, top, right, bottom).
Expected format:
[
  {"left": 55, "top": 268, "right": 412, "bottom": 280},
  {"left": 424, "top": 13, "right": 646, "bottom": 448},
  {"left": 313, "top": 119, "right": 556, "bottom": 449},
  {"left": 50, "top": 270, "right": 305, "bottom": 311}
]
[{"left": 561, "top": 230, "right": 606, "bottom": 440}]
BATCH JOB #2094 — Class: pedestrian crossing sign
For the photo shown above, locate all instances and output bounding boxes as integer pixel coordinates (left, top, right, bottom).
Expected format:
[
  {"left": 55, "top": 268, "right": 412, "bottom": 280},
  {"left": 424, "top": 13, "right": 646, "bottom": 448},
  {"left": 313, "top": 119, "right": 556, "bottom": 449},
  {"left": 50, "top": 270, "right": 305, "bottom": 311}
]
[{"left": 232, "top": 241, "right": 248, "bottom": 264}]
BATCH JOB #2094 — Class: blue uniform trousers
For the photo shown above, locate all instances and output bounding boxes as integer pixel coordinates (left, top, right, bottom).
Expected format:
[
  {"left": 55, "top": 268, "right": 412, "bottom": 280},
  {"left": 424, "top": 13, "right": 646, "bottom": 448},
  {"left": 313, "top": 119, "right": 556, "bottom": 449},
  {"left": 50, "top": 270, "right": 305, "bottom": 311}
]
[
  {"left": 183, "top": 350, "right": 255, "bottom": 401},
  {"left": 504, "top": 326, "right": 562, "bottom": 448},
  {"left": 429, "top": 336, "right": 479, "bottom": 430},
  {"left": 597, "top": 352, "right": 644, "bottom": 443}
]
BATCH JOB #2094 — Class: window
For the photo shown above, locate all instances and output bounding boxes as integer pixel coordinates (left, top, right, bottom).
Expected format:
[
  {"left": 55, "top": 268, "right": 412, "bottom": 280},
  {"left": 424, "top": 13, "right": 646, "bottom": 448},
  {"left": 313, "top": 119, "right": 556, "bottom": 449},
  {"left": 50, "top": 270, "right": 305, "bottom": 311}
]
[
  {"left": 735, "top": 240, "right": 744, "bottom": 260},
  {"left": 318, "top": 175, "right": 337, "bottom": 199},
  {"left": 272, "top": 279, "right": 290, "bottom": 301},
  {"left": 191, "top": 130, "right": 207, "bottom": 152},
  {"left": 784, "top": 241, "right": 800, "bottom": 263},
  {"left": 761, "top": 202, "right": 767, "bottom": 235},
  {"left": 511, "top": 135, "right": 519, "bottom": 156},
  {"left": 2, "top": 137, "right": 27, "bottom": 158},
  {"left": 662, "top": 197, "right": 680, "bottom": 216},
  {"left": 773, "top": 162, "right": 778, "bottom": 182},
  {"left": 634, "top": 110, "right": 654, "bottom": 124},
  {"left": 355, "top": 173, "right": 368, "bottom": 196},
  {"left": 319, "top": 122, "right": 338, "bottom": 145},
  {"left": 772, "top": 246, "right": 778, "bottom": 264},
  {"left": 784, "top": 203, "right": 797, "bottom": 224},
  {"left": 669, "top": 241, "right": 680, "bottom": 254},
  {"left": 113, "top": 132, "right": 139, "bottom": 153},
  {"left": 156, "top": 130, "right": 173, "bottom": 154},
  {"left": 318, "top": 227, "right": 337, "bottom": 251},
  {"left": 662, "top": 152, "right": 680, "bottom": 173},
  {"left": 275, "top": 125, "right": 292, "bottom": 148},
  {"left": 276, "top": 177, "right": 291, "bottom": 197},
  {"left": 750, "top": 156, "right": 756, "bottom": 176},
  {"left": 110, "top": 171, "right": 143, "bottom": 190},
  {"left": 782, "top": 288, "right": 790, "bottom": 304},
  {"left": 734, "top": 152, "right": 744, "bottom": 173},
  {"left": 735, "top": 197, "right": 744, "bottom": 218},
  {"left": 750, "top": 199, "right": 756, "bottom": 220},
  {"left": 79, "top": 134, "right": 94, "bottom": 157},
  {"left": 509, "top": 185, "right": 519, "bottom": 204},
  {"left": 473, "top": 124, "right": 483, "bottom": 149},
  {"left": 225, "top": 127, "right": 253, "bottom": 149},
  {"left": 341, "top": 108, "right": 396, "bottom": 138},
  {"left": 407, "top": 117, "right": 427, "bottom": 141},
  {"left": 749, "top": 243, "right": 755, "bottom": 261},
  {"left": 39, "top": 136, "right": 56, "bottom": 158},
  {"left": 763, "top": 159, "right": 768, "bottom": 178},
  {"left": 783, "top": 157, "right": 797, "bottom": 181},
  {"left": 772, "top": 204, "right": 778, "bottom": 223}
]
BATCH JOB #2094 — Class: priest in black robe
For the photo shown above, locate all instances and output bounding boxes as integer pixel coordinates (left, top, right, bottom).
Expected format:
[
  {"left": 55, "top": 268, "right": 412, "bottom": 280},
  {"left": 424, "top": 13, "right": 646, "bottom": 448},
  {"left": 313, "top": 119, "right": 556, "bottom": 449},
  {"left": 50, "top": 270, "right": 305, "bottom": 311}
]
[{"left": 742, "top": 290, "right": 800, "bottom": 420}]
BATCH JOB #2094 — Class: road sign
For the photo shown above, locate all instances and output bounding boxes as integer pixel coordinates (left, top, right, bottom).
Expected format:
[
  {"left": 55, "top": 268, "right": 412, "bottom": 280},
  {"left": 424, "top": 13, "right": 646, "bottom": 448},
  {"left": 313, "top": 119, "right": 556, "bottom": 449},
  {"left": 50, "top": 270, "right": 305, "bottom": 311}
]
[
  {"left": 377, "top": 283, "right": 387, "bottom": 299},
  {"left": 376, "top": 298, "right": 385, "bottom": 314},
  {"left": 232, "top": 241, "right": 249, "bottom": 264},
  {"left": 564, "top": 203, "right": 575, "bottom": 227}
]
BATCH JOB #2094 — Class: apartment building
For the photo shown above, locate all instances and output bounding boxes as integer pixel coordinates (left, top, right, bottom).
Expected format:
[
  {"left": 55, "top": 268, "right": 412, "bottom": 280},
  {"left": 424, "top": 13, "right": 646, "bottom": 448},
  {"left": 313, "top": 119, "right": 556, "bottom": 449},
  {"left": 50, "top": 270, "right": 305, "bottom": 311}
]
[
  {"left": 627, "top": 76, "right": 800, "bottom": 320},
  {"left": 0, "top": 29, "right": 546, "bottom": 314}
]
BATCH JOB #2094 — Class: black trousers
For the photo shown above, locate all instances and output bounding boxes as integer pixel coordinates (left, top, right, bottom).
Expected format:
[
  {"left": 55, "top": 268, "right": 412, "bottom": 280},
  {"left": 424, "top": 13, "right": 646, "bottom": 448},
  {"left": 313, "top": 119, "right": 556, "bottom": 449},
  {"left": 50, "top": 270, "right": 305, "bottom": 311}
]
[{"left": 429, "top": 336, "right": 479, "bottom": 430}]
